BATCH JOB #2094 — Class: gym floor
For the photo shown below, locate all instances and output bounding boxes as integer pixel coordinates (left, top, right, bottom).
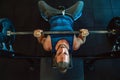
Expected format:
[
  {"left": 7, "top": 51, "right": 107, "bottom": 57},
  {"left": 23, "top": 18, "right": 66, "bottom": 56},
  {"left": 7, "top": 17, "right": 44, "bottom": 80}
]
[{"left": 0, "top": 0, "right": 120, "bottom": 80}]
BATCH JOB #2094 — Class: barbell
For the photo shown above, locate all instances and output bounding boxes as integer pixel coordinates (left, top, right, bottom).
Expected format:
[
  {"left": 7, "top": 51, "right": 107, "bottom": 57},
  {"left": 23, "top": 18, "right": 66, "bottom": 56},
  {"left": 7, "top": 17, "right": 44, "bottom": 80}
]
[{"left": 7, "top": 29, "right": 117, "bottom": 36}]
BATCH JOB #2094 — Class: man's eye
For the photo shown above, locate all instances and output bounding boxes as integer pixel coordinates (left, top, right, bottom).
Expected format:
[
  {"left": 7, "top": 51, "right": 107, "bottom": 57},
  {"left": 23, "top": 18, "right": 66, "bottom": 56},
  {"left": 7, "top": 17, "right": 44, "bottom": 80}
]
[{"left": 64, "top": 52, "right": 67, "bottom": 55}]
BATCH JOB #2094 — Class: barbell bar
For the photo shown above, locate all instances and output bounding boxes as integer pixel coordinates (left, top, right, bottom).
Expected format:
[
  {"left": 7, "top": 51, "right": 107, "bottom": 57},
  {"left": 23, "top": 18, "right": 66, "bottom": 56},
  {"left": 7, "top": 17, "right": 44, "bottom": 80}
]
[{"left": 7, "top": 29, "right": 116, "bottom": 36}]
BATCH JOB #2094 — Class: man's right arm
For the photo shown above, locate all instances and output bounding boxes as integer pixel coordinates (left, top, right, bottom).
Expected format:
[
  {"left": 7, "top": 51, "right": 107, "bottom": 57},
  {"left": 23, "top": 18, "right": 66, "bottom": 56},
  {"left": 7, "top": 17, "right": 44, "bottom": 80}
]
[{"left": 33, "top": 29, "right": 52, "bottom": 51}]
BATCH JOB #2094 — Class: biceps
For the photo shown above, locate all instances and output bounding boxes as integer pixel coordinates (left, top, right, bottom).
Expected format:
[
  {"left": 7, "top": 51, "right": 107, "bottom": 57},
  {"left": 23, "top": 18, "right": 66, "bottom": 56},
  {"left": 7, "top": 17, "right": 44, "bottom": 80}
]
[
  {"left": 43, "top": 44, "right": 51, "bottom": 51},
  {"left": 43, "top": 38, "right": 51, "bottom": 51},
  {"left": 73, "top": 36, "right": 83, "bottom": 50}
]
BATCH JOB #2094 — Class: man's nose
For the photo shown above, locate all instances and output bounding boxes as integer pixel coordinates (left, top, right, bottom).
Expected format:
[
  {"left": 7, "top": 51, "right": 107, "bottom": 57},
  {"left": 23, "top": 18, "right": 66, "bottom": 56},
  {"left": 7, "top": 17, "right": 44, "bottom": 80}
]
[{"left": 61, "top": 48, "right": 66, "bottom": 53}]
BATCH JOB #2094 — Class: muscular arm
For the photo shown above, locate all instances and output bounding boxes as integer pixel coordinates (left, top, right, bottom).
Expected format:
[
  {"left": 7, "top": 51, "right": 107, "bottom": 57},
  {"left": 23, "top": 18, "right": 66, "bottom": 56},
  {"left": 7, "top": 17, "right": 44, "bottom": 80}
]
[
  {"left": 36, "top": 35, "right": 52, "bottom": 51},
  {"left": 73, "top": 29, "right": 89, "bottom": 50},
  {"left": 34, "top": 30, "right": 52, "bottom": 51},
  {"left": 73, "top": 35, "right": 85, "bottom": 50}
]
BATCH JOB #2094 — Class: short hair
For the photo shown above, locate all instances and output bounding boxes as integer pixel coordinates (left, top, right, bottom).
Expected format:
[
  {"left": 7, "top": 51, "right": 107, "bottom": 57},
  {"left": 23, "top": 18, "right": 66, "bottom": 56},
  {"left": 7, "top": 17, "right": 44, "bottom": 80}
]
[{"left": 56, "top": 61, "right": 69, "bottom": 73}]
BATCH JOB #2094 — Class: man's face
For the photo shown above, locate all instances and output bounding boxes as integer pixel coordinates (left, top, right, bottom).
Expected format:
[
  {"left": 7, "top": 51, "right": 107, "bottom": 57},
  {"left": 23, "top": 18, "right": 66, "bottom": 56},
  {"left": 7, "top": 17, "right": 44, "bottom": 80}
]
[{"left": 55, "top": 44, "right": 70, "bottom": 63}]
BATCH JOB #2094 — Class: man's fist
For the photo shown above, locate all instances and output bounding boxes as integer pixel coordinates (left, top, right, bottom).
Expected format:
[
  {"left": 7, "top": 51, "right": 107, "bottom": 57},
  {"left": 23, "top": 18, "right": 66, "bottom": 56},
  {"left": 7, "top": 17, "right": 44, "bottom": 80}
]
[
  {"left": 33, "top": 29, "right": 43, "bottom": 38},
  {"left": 79, "top": 29, "right": 89, "bottom": 37}
]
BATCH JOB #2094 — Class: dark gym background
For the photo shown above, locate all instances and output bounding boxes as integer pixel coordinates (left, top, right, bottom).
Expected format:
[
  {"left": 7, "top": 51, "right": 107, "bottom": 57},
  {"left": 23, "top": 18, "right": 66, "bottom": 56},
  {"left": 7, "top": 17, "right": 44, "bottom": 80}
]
[{"left": 0, "top": 0, "right": 120, "bottom": 80}]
